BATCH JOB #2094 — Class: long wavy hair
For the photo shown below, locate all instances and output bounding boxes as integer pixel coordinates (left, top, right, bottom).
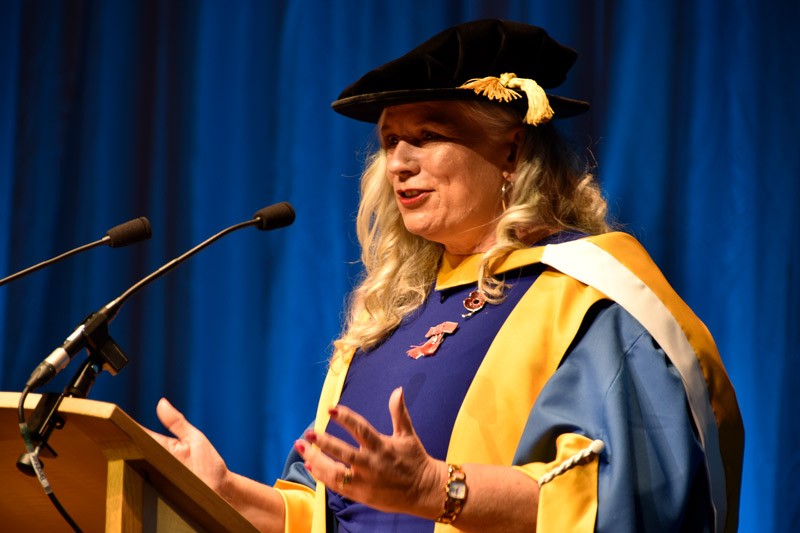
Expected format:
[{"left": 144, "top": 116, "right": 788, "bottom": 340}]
[{"left": 333, "top": 101, "right": 611, "bottom": 357}]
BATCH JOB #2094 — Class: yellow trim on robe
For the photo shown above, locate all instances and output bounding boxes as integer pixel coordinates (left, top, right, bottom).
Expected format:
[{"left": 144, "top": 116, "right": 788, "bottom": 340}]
[
  {"left": 434, "top": 265, "right": 607, "bottom": 532},
  {"left": 274, "top": 346, "right": 354, "bottom": 532},
  {"left": 515, "top": 433, "right": 600, "bottom": 533},
  {"left": 275, "top": 479, "right": 315, "bottom": 533},
  {"left": 442, "top": 269, "right": 605, "bottom": 467},
  {"left": 310, "top": 348, "right": 353, "bottom": 533}
]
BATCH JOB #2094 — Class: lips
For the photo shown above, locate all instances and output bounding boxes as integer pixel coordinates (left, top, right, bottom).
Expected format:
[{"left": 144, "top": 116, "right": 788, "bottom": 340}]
[
  {"left": 399, "top": 189, "right": 423, "bottom": 198},
  {"left": 396, "top": 188, "right": 431, "bottom": 207}
]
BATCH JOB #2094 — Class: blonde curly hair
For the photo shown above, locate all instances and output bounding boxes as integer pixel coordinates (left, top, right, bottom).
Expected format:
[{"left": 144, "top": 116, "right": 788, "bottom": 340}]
[{"left": 334, "top": 101, "right": 610, "bottom": 357}]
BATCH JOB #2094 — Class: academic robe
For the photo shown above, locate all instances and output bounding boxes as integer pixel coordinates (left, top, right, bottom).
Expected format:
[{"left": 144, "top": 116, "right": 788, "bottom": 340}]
[{"left": 273, "top": 232, "right": 743, "bottom": 533}]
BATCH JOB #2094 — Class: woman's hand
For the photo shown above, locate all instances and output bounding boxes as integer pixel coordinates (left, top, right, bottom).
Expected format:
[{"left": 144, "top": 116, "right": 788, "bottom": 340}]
[
  {"left": 144, "top": 397, "right": 231, "bottom": 496},
  {"left": 145, "top": 398, "right": 287, "bottom": 531},
  {"left": 295, "top": 387, "right": 446, "bottom": 519}
]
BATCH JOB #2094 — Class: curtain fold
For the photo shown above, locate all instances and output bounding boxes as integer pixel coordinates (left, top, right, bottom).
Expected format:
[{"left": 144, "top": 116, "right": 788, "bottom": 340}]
[{"left": 1, "top": 1, "right": 797, "bottom": 530}]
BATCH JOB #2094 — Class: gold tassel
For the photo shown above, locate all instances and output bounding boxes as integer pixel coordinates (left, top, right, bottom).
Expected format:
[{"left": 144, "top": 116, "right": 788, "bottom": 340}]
[
  {"left": 459, "top": 73, "right": 522, "bottom": 103},
  {"left": 458, "top": 72, "right": 554, "bottom": 126}
]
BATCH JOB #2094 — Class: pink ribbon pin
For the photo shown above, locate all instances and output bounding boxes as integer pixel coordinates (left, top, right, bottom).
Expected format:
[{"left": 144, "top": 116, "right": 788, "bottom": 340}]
[{"left": 407, "top": 321, "right": 459, "bottom": 359}]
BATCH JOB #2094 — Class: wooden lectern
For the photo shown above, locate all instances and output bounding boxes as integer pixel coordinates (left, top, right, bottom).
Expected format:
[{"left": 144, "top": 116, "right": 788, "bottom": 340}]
[{"left": 0, "top": 391, "right": 259, "bottom": 532}]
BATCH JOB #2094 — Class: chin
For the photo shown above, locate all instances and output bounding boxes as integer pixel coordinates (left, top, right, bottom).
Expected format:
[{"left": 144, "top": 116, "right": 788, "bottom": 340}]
[
  {"left": 400, "top": 216, "right": 435, "bottom": 238},
  {"left": 402, "top": 226, "right": 441, "bottom": 245}
]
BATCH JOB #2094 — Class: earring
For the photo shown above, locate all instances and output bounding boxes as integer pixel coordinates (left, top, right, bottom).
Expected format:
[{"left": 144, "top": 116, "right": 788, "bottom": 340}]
[{"left": 501, "top": 180, "right": 512, "bottom": 211}]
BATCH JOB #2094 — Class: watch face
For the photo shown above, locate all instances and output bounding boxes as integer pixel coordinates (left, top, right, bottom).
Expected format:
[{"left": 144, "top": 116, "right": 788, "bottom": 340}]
[{"left": 448, "top": 480, "right": 467, "bottom": 499}]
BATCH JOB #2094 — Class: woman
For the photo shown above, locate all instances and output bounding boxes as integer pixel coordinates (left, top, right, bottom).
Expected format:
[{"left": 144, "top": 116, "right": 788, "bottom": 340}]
[{"left": 148, "top": 19, "right": 743, "bottom": 532}]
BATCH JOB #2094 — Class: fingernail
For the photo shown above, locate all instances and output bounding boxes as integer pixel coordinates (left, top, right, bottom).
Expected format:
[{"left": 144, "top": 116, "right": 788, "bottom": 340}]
[
  {"left": 294, "top": 440, "right": 306, "bottom": 454},
  {"left": 328, "top": 407, "right": 339, "bottom": 418},
  {"left": 304, "top": 462, "right": 313, "bottom": 473},
  {"left": 304, "top": 430, "right": 318, "bottom": 443}
]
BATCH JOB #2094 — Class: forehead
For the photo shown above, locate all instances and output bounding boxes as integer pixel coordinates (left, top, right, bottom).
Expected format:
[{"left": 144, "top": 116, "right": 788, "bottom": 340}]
[{"left": 380, "top": 102, "right": 470, "bottom": 131}]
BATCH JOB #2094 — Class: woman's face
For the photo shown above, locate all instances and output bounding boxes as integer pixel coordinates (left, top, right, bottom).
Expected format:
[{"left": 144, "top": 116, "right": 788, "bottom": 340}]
[{"left": 380, "top": 102, "right": 518, "bottom": 255}]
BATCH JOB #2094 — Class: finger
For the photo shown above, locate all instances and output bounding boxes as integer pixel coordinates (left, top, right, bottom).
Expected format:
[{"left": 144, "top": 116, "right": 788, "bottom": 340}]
[
  {"left": 328, "top": 405, "right": 382, "bottom": 450},
  {"left": 142, "top": 426, "right": 174, "bottom": 448},
  {"left": 298, "top": 438, "right": 352, "bottom": 488},
  {"left": 305, "top": 429, "right": 363, "bottom": 467},
  {"left": 388, "top": 387, "right": 415, "bottom": 437},
  {"left": 155, "top": 397, "right": 196, "bottom": 440},
  {"left": 339, "top": 465, "right": 354, "bottom": 489}
]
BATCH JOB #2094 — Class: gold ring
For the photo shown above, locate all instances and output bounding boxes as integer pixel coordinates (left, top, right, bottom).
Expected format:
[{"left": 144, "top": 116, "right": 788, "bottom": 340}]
[{"left": 339, "top": 466, "right": 353, "bottom": 488}]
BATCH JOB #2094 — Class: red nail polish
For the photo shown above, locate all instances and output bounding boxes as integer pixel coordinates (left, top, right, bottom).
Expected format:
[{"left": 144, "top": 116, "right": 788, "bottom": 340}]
[
  {"left": 304, "top": 462, "right": 313, "bottom": 473},
  {"left": 304, "top": 430, "right": 318, "bottom": 443},
  {"left": 294, "top": 440, "right": 306, "bottom": 454},
  {"left": 328, "top": 407, "right": 339, "bottom": 417}
]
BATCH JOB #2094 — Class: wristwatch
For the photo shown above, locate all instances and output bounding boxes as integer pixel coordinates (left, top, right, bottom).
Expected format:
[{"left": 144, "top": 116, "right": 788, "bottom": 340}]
[{"left": 436, "top": 464, "right": 468, "bottom": 524}]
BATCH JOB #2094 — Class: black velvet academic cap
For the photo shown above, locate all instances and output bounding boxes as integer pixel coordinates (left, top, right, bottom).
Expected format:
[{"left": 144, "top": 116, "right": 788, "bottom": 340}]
[{"left": 332, "top": 19, "right": 589, "bottom": 124}]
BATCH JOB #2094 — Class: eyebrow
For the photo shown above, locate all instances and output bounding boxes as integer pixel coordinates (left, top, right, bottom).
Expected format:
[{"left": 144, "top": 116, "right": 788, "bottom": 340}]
[{"left": 380, "top": 110, "right": 459, "bottom": 134}]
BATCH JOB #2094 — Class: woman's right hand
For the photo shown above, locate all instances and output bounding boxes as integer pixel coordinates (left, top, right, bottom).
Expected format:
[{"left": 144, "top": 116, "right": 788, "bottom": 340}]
[
  {"left": 144, "top": 397, "right": 231, "bottom": 496},
  {"left": 145, "top": 398, "right": 287, "bottom": 531}
]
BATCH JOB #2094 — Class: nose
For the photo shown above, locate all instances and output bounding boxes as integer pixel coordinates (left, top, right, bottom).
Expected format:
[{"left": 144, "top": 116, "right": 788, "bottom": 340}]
[{"left": 386, "top": 140, "right": 419, "bottom": 180}]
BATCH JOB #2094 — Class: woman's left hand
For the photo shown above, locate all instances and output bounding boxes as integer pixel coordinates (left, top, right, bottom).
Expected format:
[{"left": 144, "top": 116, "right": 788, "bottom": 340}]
[{"left": 294, "top": 386, "right": 445, "bottom": 518}]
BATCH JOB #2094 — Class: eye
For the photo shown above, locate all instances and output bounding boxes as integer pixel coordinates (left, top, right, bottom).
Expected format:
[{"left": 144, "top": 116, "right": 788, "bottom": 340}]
[
  {"left": 421, "top": 130, "right": 442, "bottom": 142},
  {"left": 382, "top": 134, "right": 400, "bottom": 148}
]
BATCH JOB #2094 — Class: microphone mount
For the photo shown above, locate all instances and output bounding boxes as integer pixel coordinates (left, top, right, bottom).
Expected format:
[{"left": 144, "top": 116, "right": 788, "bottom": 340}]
[{"left": 17, "top": 308, "right": 129, "bottom": 476}]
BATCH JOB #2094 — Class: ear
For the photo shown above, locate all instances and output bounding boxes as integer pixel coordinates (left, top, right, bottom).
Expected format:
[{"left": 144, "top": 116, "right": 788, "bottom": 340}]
[{"left": 502, "top": 127, "right": 524, "bottom": 178}]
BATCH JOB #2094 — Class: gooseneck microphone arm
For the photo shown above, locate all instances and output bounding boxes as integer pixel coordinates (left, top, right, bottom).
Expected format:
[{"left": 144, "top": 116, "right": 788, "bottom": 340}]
[
  {"left": 105, "top": 215, "right": 267, "bottom": 321},
  {"left": 0, "top": 217, "right": 152, "bottom": 287},
  {"left": 1, "top": 241, "right": 103, "bottom": 287}
]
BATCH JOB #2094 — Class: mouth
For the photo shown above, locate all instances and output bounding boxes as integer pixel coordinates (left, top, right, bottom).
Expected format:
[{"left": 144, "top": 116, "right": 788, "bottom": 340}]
[
  {"left": 398, "top": 189, "right": 425, "bottom": 199},
  {"left": 396, "top": 189, "right": 431, "bottom": 206}
]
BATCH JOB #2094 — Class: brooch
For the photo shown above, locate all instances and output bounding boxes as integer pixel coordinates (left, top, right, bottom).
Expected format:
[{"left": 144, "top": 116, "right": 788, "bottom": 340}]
[
  {"left": 462, "top": 289, "right": 487, "bottom": 318},
  {"left": 407, "top": 321, "right": 459, "bottom": 359}
]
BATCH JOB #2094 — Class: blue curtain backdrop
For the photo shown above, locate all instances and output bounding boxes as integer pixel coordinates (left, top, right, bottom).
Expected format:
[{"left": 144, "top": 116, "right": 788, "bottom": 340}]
[{"left": 1, "top": 1, "right": 798, "bottom": 530}]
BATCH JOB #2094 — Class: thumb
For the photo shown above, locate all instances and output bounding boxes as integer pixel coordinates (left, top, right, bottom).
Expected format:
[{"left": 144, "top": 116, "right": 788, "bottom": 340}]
[
  {"left": 389, "top": 387, "right": 415, "bottom": 437},
  {"left": 156, "top": 397, "right": 195, "bottom": 440}
]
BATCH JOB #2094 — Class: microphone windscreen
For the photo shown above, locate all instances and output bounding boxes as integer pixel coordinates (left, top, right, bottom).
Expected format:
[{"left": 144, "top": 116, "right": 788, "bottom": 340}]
[
  {"left": 253, "top": 202, "right": 295, "bottom": 230},
  {"left": 106, "top": 217, "right": 153, "bottom": 248}
]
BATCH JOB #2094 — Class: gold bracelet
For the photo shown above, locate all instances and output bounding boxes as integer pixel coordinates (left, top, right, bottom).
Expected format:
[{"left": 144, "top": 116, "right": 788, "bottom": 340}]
[{"left": 435, "top": 464, "right": 468, "bottom": 524}]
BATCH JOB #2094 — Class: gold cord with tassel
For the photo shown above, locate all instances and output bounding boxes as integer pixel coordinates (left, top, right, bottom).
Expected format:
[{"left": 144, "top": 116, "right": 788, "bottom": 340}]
[{"left": 458, "top": 72, "right": 554, "bottom": 125}]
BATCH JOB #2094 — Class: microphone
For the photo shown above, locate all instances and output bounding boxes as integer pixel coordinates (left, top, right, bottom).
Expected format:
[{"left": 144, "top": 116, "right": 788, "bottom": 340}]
[
  {"left": 105, "top": 217, "right": 153, "bottom": 247},
  {"left": 25, "top": 202, "right": 295, "bottom": 390},
  {"left": 0, "top": 217, "right": 152, "bottom": 287},
  {"left": 252, "top": 202, "right": 295, "bottom": 230}
]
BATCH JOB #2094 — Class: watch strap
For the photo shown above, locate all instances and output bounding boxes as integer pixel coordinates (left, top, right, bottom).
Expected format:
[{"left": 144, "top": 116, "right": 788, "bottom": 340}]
[{"left": 436, "top": 464, "right": 467, "bottom": 524}]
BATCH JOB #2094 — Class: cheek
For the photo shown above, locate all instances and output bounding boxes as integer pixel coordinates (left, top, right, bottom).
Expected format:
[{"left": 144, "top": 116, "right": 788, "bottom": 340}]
[
  {"left": 445, "top": 164, "right": 503, "bottom": 216},
  {"left": 420, "top": 147, "right": 504, "bottom": 220}
]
